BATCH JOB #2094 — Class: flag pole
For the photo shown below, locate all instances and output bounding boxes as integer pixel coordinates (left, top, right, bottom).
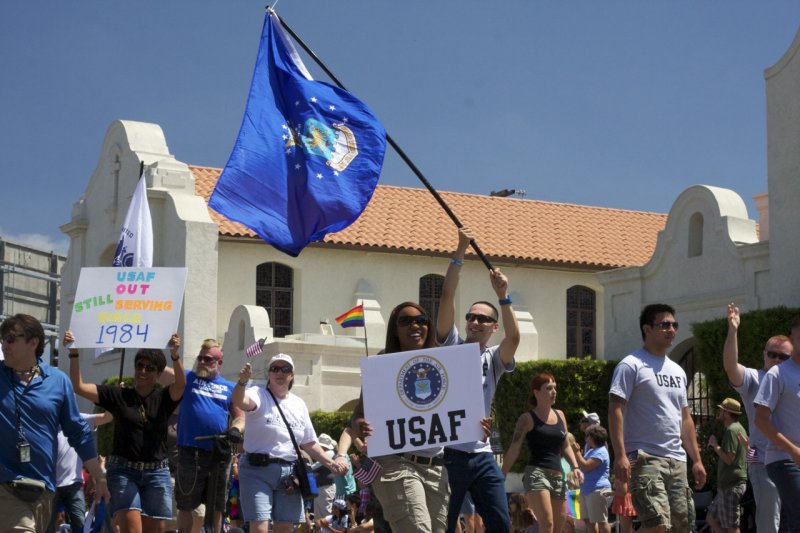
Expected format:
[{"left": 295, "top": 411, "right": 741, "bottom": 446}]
[
  {"left": 361, "top": 300, "right": 369, "bottom": 358},
  {"left": 272, "top": 10, "right": 494, "bottom": 271}
]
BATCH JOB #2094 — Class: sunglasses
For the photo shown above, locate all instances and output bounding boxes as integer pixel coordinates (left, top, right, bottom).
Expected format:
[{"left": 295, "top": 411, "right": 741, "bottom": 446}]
[
  {"left": 269, "top": 365, "right": 293, "bottom": 374},
  {"left": 135, "top": 362, "right": 158, "bottom": 372},
  {"left": 652, "top": 321, "right": 679, "bottom": 331},
  {"left": 1, "top": 332, "right": 26, "bottom": 344},
  {"left": 766, "top": 350, "right": 791, "bottom": 361},
  {"left": 465, "top": 313, "right": 497, "bottom": 325},
  {"left": 197, "top": 355, "right": 220, "bottom": 364},
  {"left": 396, "top": 315, "right": 429, "bottom": 327}
]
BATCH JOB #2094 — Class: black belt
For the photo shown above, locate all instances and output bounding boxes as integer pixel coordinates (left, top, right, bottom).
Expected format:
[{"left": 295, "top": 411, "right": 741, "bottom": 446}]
[
  {"left": 246, "top": 453, "right": 293, "bottom": 466},
  {"left": 444, "top": 448, "right": 481, "bottom": 458},
  {"left": 398, "top": 453, "right": 443, "bottom": 466},
  {"left": 108, "top": 456, "right": 169, "bottom": 471}
]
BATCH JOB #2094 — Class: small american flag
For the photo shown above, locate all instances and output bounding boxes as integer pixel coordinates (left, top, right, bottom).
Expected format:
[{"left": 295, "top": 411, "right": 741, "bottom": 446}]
[
  {"left": 245, "top": 339, "right": 265, "bottom": 359},
  {"left": 353, "top": 456, "right": 382, "bottom": 485},
  {"left": 746, "top": 446, "right": 758, "bottom": 464}
]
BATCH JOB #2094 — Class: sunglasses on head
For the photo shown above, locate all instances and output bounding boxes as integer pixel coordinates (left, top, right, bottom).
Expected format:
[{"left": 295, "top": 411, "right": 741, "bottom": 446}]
[
  {"left": 269, "top": 365, "right": 293, "bottom": 374},
  {"left": 135, "top": 362, "right": 158, "bottom": 373},
  {"left": 766, "top": 350, "right": 791, "bottom": 361},
  {"left": 1, "top": 332, "right": 26, "bottom": 344},
  {"left": 652, "top": 320, "right": 679, "bottom": 331},
  {"left": 396, "top": 315, "right": 428, "bottom": 327},
  {"left": 465, "top": 313, "right": 497, "bottom": 325},
  {"left": 197, "top": 355, "right": 220, "bottom": 364}
]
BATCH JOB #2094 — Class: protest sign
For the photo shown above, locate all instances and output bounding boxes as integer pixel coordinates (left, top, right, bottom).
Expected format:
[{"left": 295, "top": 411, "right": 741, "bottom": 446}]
[
  {"left": 361, "top": 343, "right": 485, "bottom": 457},
  {"left": 69, "top": 267, "right": 187, "bottom": 349}
]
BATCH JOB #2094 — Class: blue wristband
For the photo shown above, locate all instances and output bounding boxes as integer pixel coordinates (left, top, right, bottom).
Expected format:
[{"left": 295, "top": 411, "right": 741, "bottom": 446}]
[
  {"left": 451, "top": 258, "right": 464, "bottom": 267},
  {"left": 499, "top": 296, "right": 512, "bottom": 306}
]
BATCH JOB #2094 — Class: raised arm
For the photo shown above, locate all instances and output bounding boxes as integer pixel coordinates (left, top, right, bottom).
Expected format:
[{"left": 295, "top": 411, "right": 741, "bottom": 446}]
[
  {"left": 436, "top": 226, "right": 474, "bottom": 343},
  {"left": 501, "top": 412, "right": 532, "bottom": 475},
  {"left": 64, "top": 330, "right": 99, "bottom": 403},
  {"left": 492, "top": 268, "right": 520, "bottom": 365},
  {"left": 167, "top": 334, "right": 186, "bottom": 402},
  {"left": 232, "top": 363, "right": 256, "bottom": 412},
  {"left": 723, "top": 303, "right": 746, "bottom": 387}
]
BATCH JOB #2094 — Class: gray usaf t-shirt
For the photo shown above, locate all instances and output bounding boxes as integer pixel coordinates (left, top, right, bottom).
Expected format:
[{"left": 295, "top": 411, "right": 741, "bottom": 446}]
[
  {"left": 732, "top": 367, "right": 769, "bottom": 463},
  {"left": 609, "top": 348, "right": 689, "bottom": 461},
  {"left": 754, "top": 358, "right": 800, "bottom": 465}
]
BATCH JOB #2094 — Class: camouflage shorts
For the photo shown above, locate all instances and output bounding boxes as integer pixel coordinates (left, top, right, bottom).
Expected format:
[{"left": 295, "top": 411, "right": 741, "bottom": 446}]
[
  {"left": 522, "top": 466, "right": 567, "bottom": 499},
  {"left": 629, "top": 450, "right": 695, "bottom": 531}
]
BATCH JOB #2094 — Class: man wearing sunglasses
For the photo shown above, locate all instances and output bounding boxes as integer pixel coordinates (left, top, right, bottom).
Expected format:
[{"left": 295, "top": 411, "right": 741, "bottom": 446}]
[
  {"left": 435, "top": 226, "right": 520, "bottom": 533},
  {"left": 175, "top": 339, "right": 244, "bottom": 533},
  {"left": 723, "top": 303, "right": 790, "bottom": 533},
  {"left": 0, "top": 314, "right": 109, "bottom": 532},
  {"left": 609, "top": 303, "right": 706, "bottom": 533}
]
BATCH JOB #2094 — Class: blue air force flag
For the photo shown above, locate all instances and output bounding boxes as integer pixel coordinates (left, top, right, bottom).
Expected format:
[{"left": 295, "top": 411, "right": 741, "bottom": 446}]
[{"left": 209, "top": 10, "right": 387, "bottom": 257}]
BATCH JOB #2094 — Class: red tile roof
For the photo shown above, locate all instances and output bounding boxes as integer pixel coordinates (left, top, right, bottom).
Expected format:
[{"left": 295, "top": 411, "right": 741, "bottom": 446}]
[{"left": 191, "top": 165, "right": 666, "bottom": 269}]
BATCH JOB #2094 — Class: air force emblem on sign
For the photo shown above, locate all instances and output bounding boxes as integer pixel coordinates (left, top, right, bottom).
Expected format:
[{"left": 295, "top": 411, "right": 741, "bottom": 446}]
[{"left": 397, "top": 356, "right": 448, "bottom": 412}]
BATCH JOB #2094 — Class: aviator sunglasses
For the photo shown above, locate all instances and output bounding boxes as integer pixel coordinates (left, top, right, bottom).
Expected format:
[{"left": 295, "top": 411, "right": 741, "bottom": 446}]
[
  {"left": 652, "top": 320, "right": 679, "bottom": 331},
  {"left": 396, "top": 315, "right": 429, "bottom": 327},
  {"left": 465, "top": 313, "right": 497, "bottom": 325},
  {"left": 766, "top": 350, "right": 791, "bottom": 361},
  {"left": 269, "top": 365, "right": 293, "bottom": 374}
]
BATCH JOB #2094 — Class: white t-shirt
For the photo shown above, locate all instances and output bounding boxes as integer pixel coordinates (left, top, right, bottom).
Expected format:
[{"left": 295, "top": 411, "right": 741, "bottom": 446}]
[
  {"left": 242, "top": 386, "right": 317, "bottom": 460},
  {"left": 754, "top": 358, "right": 800, "bottom": 465},
  {"left": 609, "top": 348, "right": 689, "bottom": 461},
  {"left": 55, "top": 412, "right": 103, "bottom": 488}
]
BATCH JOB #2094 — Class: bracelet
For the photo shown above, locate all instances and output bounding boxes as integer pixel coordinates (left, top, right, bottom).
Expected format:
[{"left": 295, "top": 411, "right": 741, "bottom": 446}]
[
  {"left": 451, "top": 257, "right": 464, "bottom": 267},
  {"left": 171, "top": 356, "right": 180, "bottom": 361},
  {"left": 237, "top": 379, "right": 248, "bottom": 386},
  {"left": 69, "top": 353, "right": 79, "bottom": 359},
  {"left": 335, "top": 453, "right": 347, "bottom": 459},
  {"left": 499, "top": 296, "right": 512, "bottom": 306}
]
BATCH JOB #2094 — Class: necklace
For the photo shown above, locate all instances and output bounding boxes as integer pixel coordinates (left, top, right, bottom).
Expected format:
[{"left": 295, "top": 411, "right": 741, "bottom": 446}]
[{"left": 13, "top": 365, "right": 39, "bottom": 377}]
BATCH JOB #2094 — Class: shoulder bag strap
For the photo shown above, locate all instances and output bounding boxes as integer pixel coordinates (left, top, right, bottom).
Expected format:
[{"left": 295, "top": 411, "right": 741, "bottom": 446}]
[{"left": 265, "top": 387, "right": 303, "bottom": 459}]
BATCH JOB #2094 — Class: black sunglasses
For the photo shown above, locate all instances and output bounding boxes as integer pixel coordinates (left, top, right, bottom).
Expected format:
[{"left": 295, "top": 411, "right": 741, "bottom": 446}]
[
  {"left": 766, "top": 350, "right": 791, "bottom": 361},
  {"left": 135, "top": 362, "right": 158, "bottom": 372},
  {"left": 1, "top": 332, "right": 26, "bottom": 344},
  {"left": 396, "top": 315, "right": 429, "bottom": 327},
  {"left": 197, "top": 355, "right": 220, "bottom": 364},
  {"left": 652, "top": 321, "right": 679, "bottom": 331},
  {"left": 269, "top": 365, "right": 293, "bottom": 374},
  {"left": 465, "top": 313, "right": 497, "bottom": 325}
]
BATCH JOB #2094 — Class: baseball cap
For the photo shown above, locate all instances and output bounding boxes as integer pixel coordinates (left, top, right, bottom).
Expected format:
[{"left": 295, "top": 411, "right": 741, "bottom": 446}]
[{"left": 269, "top": 353, "right": 294, "bottom": 370}]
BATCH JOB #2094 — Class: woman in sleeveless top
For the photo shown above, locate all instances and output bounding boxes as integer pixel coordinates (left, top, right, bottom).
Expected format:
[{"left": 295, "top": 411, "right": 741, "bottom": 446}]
[{"left": 502, "top": 372, "right": 583, "bottom": 533}]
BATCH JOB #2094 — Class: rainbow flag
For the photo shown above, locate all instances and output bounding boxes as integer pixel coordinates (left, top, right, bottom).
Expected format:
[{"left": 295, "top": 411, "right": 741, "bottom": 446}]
[
  {"left": 336, "top": 305, "right": 365, "bottom": 328},
  {"left": 566, "top": 489, "right": 581, "bottom": 519}
]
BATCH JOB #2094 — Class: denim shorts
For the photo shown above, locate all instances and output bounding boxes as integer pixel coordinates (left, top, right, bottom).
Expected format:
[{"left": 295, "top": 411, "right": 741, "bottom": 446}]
[
  {"left": 106, "top": 463, "right": 173, "bottom": 519},
  {"left": 522, "top": 465, "right": 567, "bottom": 499},
  {"left": 238, "top": 456, "right": 303, "bottom": 523}
]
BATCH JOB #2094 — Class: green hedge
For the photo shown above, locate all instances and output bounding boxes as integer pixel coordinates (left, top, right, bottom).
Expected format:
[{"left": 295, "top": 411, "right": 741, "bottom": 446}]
[{"left": 494, "top": 358, "right": 616, "bottom": 474}]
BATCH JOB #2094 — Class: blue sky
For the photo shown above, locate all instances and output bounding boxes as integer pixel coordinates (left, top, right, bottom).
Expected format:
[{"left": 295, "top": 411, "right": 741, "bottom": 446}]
[{"left": 2, "top": 2, "right": 800, "bottom": 255}]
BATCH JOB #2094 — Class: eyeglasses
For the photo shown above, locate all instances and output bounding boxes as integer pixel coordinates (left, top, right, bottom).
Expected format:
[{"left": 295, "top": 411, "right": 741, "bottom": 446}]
[
  {"left": 135, "top": 362, "right": 158, "bottom": 372},
  {"left": 197, "top": 355, "right": 220, "bottom": 364},
  {"left": 396, "top": 315, "right": 428, "bottom": 327},
  {"left": 269, "top": 365, "right": 293, "bottom": 374},
  {"left": 1, "top": 332, "right": 26, "bottom": 344},
  {"left": 652, "top": 321, "right": 679, "bottom": 331},
  {"left": 465, "top": 313, "right": 497, "bottom": 325},
  {"left": 766, "top": 350, "right": 791, "bottom": 361}
]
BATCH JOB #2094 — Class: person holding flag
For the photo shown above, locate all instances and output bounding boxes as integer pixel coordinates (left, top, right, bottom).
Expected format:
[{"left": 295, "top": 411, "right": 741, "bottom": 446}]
[{"left": 436, "top": 226, "right": 521, "bottom": 533}]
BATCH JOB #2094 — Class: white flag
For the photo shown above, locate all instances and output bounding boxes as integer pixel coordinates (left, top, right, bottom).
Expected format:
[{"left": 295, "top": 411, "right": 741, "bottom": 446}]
[{"left": 112, "top": 171, "right": 153, "bottom": 268}]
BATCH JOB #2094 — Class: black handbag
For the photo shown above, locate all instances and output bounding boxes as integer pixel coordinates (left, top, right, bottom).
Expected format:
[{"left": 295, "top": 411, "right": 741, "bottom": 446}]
[{"left": 266, "top": 388, "right": 319, "bottom": 499}]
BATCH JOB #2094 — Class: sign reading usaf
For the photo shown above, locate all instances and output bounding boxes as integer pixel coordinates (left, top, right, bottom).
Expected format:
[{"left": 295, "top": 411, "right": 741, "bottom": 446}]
[
  {"left": 69, "top": 267, "right": 187, "bottom": 349},
  {"left": 361, "top": 343, "right": 485, "bottom": 457}
]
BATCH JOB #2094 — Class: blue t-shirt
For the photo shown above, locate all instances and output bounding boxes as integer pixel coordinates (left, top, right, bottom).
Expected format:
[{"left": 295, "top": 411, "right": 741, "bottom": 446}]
[
  {"left": 0, "top": 363, "right": 96, "bottom": 492},
  {"left": 580, "top": 445, "right": 611, "bottom": 493},
  {"left": 177, "top": 371, "right": 235, "bottom": 450}
]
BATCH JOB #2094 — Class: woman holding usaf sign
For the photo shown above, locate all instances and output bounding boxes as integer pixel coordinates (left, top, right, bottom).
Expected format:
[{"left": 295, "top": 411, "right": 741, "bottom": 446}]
[{"left": 350, "top": 301, "right": 450, "bottom": 533}]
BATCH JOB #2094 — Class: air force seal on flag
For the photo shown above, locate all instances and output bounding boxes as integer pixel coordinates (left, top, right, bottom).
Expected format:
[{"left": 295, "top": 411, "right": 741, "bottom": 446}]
[
  {"left": 284, "top": 117, "right": 358, "bottom": 172},
  {"left": 397, "top": 355, "right": 448, "bottom": 412}
]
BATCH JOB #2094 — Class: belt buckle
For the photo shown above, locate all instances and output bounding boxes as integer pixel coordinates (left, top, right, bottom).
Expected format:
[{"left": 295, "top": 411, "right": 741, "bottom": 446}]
[{"left": 134, "top": 461, "right": 145, "bottom": 470}]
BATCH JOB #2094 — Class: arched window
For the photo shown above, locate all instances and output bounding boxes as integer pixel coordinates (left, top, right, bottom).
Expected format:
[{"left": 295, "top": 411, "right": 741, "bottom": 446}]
[
  {"left": 688, "top": 212, "right": 703, "bottom": 257},
  {"left": 256, "top": 262, "right": 293, "bottom": 338},
  {"left": 566, "top": 285, "right": 596, "bottom": 359},
  {"left": 419, "top": 274, "right": 444, "bottom": 322}
]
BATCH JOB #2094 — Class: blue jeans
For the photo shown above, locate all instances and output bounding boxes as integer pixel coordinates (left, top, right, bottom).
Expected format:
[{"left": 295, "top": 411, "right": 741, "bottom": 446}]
[
  {"left": 767, "top": 460, "right": 800, "bottom": 532},
  {"left": 443, "top": 449, "right": 510, "bottom": 533},
  {"left": 749, "top": 462, "right": 781, "bottom": 533},
  {"left": 47, "top": 481, "right": 86, "bottom": 532}
]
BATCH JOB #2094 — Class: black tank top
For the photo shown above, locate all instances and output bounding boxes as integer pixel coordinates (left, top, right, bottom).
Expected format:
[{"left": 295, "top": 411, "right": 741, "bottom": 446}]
[{"left": 526, "top": 409, "right": 566, "bottom": 471}]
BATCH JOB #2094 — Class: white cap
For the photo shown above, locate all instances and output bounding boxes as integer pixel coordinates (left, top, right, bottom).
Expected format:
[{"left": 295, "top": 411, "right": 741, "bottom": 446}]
[
  {"left": 581, "top": 411, "right": 600, "bottom": 425},
  {"left": 269, "top": 353, "right": 294, "bottom": 369},
  {"left": 318, "top": 433, "right": 336, "bottom": 451}
]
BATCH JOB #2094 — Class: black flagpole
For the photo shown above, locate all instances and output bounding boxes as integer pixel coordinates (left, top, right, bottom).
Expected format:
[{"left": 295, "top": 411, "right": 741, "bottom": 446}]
[{"left": 271, "top": 9, "right": 494, "bottom": 271}]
